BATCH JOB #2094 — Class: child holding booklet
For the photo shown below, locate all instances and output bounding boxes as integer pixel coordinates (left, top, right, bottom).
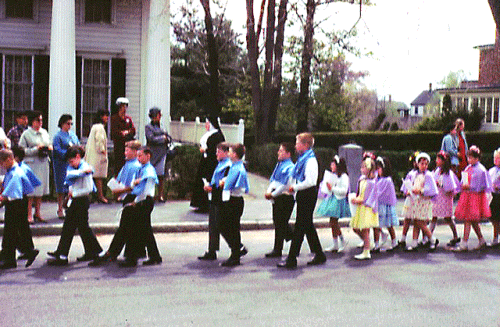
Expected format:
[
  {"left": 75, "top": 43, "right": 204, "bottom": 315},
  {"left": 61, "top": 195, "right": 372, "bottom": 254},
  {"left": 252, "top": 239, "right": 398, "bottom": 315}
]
[
  {"left": 454, "top": 146, "right": 491, "bottom": 251},
  {"left": 317, "top": 155, "right": 350, "bottom": 253}
]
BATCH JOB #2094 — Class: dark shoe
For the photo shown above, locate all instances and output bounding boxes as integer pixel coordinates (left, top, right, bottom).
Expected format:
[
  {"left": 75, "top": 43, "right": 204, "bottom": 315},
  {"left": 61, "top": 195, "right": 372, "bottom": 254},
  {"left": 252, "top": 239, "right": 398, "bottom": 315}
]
[
  {"left": 88, "top": 253, "right": 112, "bottom": 267},
  {"left": 143, "top": 257, "right": 162, "bottom": 266},
  {"left": 25, "top": 249, "right": 39, "bottom": 268},
  {"left": 307, "top": 253, "right": 326, "bottom": 266},
  {"left": 76, "top": 253, "right": 98, "bottom": 262},
  {"left": 47, "top": 256, "right": 68, "bottom": 266},
  {"left": 396, "top": 241, "right": 406, "bottom": 250},
  {"left": 220, "top": 257, "right": 240, "bottom": 267},
  {"left": 447, "top": 237, "right": 461, "bottom": 247},
  {"left": 0, "top": 261, "right": 16, "bottom": 269},
  {"left": 198, "top": 251, "right": 217, "bottom": 261},
  {"left": 265, "top": 251, "right": 282, "bottom": 258},
  {"left": 118, "top": 259, "right": 137, "bottom": 268},
  {"left": 34, "top": 216, "right": 47, "bottom": 224},
  {"left": 239, "top": 246, "right": 248, "bottom": 257},
  {"left": 277, "top": 258, "right": 297, "bottom": 269},
  {"left": 17, "top": 252, "right": 29, "bottom": 260},
  {"left": 47, "top": 251, "right": 60, "bottom": 258}
]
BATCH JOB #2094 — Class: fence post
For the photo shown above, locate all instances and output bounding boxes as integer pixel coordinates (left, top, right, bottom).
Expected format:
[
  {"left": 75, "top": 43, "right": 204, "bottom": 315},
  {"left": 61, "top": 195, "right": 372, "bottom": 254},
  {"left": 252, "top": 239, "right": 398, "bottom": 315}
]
[{"left": 238, "top": 119, "right": 245, "bottom": 144}]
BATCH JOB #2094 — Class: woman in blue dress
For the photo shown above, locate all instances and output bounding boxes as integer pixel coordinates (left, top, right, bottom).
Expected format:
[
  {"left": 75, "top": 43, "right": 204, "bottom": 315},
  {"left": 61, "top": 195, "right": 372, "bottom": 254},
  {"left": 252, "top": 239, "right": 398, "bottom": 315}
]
[{"left": 53, "top": 114, "right": 79, "bottom": 219}]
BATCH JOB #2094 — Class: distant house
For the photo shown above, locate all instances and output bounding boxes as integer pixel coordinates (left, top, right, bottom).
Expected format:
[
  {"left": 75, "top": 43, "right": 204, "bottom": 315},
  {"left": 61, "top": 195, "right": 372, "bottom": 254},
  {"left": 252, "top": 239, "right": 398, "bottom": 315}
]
[
  {"left": 410, "top": 83, "right": 437, "bottom": 117},
  {"left": 0, "top": 0, "right": 170, "bottom": 140},
  {"left": 435, "top": 37, "right": 500, "bottom": 131}
]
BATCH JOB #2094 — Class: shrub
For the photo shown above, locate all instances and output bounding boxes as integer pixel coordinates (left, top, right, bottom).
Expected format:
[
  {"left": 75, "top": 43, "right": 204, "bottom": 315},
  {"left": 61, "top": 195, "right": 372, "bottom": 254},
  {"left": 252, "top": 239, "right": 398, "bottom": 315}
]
[{"left": 166, "top": 145, "right": 202, "bottom": 199}]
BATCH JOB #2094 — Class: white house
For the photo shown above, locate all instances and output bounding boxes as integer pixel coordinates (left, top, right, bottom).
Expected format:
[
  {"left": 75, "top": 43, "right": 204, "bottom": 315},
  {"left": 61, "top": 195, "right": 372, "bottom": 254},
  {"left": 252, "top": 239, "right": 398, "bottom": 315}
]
[{"left": 0, "top": 0, "right": 170, "bottom": 140}]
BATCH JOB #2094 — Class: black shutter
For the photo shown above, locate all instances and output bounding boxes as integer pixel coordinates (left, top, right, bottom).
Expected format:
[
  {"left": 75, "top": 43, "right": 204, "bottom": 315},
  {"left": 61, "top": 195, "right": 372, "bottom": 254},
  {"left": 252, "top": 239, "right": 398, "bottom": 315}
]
[
  {"left": 76, "top": 56, "right": 82, "bottom": 137},
  {"left": 34, "top": 55, "right": 49, "bottom": 120},
  {"left": 111, "top": 58, "right": 126, "bottom": 115}
]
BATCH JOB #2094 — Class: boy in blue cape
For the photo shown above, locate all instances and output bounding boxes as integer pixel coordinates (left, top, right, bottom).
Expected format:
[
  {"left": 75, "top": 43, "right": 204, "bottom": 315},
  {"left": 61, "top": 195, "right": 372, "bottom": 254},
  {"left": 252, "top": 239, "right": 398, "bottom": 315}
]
[{"left": 0, "top": 149, "right": 39, "bottom": 269}]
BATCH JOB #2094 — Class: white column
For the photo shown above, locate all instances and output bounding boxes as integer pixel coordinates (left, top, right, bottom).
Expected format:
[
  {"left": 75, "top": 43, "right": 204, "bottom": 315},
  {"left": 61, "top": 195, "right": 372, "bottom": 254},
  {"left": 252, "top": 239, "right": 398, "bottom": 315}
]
[
  {"left": 48, "top": 0, "right": 76, "bottom": 138},
  {"left": 144, "top": 0, "right": 170, "bottom": 134}
]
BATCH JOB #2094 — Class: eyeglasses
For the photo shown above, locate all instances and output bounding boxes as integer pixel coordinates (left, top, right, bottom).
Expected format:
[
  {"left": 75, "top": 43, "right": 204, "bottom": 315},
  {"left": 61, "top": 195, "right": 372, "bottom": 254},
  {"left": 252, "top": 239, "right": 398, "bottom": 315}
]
[{"left": 66, "top": 122, "right": 73, "bottom": 125}]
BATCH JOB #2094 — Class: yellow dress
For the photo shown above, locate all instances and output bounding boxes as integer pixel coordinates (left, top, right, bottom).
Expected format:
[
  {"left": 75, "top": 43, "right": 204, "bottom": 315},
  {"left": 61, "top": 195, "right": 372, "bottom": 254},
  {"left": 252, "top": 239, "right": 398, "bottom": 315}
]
[{"left": 350, "top": 179, "right": 379, "bottom": 229}]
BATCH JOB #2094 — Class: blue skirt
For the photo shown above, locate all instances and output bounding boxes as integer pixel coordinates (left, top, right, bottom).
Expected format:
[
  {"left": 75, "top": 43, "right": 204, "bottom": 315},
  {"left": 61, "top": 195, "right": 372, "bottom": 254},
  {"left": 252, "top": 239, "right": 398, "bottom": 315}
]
[
  {"left": 378, "top": 204, "right": 398, "bottom": 227},
  {"left": 316, "top": 196, "right": 351, "bottom": 218}
]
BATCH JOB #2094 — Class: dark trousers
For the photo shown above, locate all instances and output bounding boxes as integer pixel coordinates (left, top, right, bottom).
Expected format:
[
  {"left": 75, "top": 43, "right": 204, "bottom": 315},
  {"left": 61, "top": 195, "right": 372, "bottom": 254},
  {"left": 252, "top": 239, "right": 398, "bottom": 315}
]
[
  {"left": 207, "top": 202, "right": 221, "bottom": 252},
  {"left": 219, "top": 196, "right": 244, "bottom": 258},
  {"left": 2, "top": 198, "right": 34, "bottom": 263},
  {"left": 288, "top": 187, "right": 323, "bottom": 258},
  {"left": 207, "top": 188, "right": 223, "bottom": 252},
  {"left": 56, "top": 196, "right": 102, "bottom": 257},
  {"left": 108, "top": 194, "right": 136, "bottom": 258},
  {"left": 272, "top": 194, "right": 295, "bottom": 252},
  {"left": 124, "top": 197, "right": 160, "bottom": 261}
]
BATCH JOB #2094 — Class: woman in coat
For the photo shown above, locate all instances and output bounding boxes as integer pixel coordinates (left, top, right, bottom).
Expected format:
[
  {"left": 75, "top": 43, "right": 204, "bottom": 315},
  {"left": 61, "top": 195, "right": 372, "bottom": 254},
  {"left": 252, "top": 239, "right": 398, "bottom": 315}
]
[
  {"left": 53, "top": 114, "right": 80, "bottom": 218},
  {"left": 19, "top": 111, "right": 52, "bottom": 223},
  {"left": 145, "top": 107, "right": 171, "bottom": 202},
  {"left": 85, "top": 110, "right": 110, "bottom": 203}
]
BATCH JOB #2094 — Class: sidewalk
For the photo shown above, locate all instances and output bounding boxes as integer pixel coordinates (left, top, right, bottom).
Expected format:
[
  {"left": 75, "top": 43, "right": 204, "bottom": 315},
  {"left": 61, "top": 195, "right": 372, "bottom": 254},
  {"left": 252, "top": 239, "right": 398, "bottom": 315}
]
[{"left": 4, "top": 173, "right": 406, "bottom": 236}]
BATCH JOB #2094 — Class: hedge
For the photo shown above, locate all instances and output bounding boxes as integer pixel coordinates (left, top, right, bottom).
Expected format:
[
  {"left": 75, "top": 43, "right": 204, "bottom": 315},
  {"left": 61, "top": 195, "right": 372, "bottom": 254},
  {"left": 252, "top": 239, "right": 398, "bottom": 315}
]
[{"left": 246, "top": 131, "right": 500, "bottom": 153}]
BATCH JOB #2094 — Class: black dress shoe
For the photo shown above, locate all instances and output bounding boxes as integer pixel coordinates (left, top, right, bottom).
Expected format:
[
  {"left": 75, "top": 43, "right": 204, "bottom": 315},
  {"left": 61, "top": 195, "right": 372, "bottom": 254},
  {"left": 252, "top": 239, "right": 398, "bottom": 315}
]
[
  {"left": 0, "top": 261, "right": 16, "bottom": 269},
  {"left": 239, "top": 246, "right": 248, "bottom": 257},
  {"left": 277, "top": 258, "right": 297, "bottom": 269},
  {"left": 25, "top": 249, "right": 39, "bottom": 268},
  {"left": 221, "top": 257, "right": 240, "bottom": 267},
  {"left": 307, "top": 253, "right": 326, "bottom": 266},
  {"left": 265, "top": 251, "right": 282, "bottom": 258},
  {"left": 47, "top": 251, "right": 60, "bottom": 258},
  {"left": 88, "top": 253, "right": 112, "bottom": 267},
  {"left": 17, "top": 253, "right": 29, "bottom": 260},
  {"left": 198, "top": 251, "right": 217, "bottom": 260},
  {"left": 47, "top": 256, "right": 68, "bottom": 266},
  {"left": 143, "top": 257, "right": 162, "bottom": 266},
  {"left": 119, "top": 260, "right": 137, "bottom": 268},
  {"left": 76, "top": 253, "right": 98, "bottom": 262}
]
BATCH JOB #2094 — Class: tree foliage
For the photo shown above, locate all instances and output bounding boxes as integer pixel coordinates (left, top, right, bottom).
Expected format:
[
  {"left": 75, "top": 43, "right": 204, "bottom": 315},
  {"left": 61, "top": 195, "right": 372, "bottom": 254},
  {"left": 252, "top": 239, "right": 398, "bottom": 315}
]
[{"left": 170, "top": 1, "right": 246, "bottom": 121}]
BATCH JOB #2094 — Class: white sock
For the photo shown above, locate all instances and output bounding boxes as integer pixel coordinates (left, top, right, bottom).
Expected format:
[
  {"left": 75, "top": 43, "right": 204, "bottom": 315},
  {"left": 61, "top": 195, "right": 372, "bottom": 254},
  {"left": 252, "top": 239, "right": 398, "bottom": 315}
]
[{"left": 333, "top": 238, "right": 339, "bottom": 248}]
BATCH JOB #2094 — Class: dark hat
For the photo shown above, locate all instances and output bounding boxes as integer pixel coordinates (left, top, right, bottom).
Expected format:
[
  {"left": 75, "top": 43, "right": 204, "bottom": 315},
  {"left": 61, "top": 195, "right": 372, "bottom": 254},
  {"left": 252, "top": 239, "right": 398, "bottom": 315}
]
[{"left": 148, "top": 107, "right": 161, "bottom": 119}]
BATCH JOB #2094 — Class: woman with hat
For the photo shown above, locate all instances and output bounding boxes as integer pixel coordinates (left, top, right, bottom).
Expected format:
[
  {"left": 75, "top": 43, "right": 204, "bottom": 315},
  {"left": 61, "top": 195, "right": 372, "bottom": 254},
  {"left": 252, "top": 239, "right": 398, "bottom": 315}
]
[
  {"left": 111, "top": 97, "right": 135, "bottom": 176},
  {"left": 145, "top": 107, "right": 171, "bottom": 202}
]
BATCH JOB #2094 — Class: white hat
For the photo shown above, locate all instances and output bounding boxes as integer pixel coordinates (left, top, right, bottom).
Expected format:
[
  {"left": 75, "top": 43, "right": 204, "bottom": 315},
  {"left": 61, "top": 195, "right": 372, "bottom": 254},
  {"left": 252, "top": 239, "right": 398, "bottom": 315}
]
[
  {"left": 415, "top": 152, "right": 430, "bottom": 163},
  {"left": 116, "top": 97, "right": 129, "bottom": 106}
]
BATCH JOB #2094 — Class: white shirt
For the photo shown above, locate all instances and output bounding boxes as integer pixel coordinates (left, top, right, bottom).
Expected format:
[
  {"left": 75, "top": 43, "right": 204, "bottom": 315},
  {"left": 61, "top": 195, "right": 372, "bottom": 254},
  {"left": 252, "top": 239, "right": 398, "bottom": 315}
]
[{"left": 291, "top": 158, "right": 318, "bottom": 192}]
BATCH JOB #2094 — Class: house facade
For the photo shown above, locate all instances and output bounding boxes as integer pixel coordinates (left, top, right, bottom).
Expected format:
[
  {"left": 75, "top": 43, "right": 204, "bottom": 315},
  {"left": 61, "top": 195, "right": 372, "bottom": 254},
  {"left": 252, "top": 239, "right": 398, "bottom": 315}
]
[
  {"left": 435, "top": 28, "right": 500, "bottom": 131},
  {"left": 0, "top": 0, "right": 170, "bottom": 140}
]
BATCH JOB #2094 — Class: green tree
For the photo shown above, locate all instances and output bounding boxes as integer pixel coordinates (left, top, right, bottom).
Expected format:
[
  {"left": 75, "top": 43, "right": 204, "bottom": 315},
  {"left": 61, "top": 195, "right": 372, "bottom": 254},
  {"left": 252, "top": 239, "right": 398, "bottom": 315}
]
[{"left": 171, "top": 1, "right": 246, "bottom": 121}]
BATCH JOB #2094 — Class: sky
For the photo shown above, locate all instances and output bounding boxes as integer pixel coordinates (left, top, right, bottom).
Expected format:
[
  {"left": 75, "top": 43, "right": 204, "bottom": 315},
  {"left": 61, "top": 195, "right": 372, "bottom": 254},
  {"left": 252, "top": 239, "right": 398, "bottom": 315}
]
[{"left": 222, "top": 0, "right": 497, "bottom": 106}]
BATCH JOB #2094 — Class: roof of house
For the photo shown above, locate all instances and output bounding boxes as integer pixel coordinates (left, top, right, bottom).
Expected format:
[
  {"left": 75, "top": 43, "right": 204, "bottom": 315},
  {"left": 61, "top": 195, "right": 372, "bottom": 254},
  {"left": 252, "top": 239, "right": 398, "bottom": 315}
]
[{"left": 411, "top": 90, "right": 435, "bottom": 106}]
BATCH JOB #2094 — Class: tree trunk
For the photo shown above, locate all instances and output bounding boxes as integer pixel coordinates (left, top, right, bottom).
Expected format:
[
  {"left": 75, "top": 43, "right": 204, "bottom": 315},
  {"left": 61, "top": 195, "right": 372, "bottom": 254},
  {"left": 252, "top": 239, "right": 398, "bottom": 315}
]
[
  {"left": 200, "top": 0, "right": 221, "bottom": 120},
  {"left": 246, "top": 0, "right": 289, "bottom": 144},
  {"left": 296, "top": 0, "right": 316, "bottom": 133},
  {"left": 268, "top": 0, "right": 288, "bottom": 138}
]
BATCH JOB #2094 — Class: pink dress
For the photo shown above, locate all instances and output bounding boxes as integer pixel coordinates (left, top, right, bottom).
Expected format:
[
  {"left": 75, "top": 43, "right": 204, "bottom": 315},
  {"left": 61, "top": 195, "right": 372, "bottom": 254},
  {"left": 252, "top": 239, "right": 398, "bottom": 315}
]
[
  {"left": 432, "top": 168, "right": 459, "bottom": 218},
  {"left": 455, "top": 163, "right": 492, "bottom": 221}
]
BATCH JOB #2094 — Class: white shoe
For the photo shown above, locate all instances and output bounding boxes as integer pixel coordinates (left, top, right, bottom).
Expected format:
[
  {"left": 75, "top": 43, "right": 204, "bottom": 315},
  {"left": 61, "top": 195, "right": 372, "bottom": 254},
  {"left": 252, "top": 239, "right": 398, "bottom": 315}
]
[
  {"left": 337, "top": 240, "right": 348, "bottom": 253},
  {"left": 380, "top": 232, "right": 388, "bottom": 246},
  {"left": 453, "top": 243, "right": 468, "bottom": 252},
  {"left": 354, "top": 250, "right": 371, "bottom": 260},
  {"left": 357, "top": 241, "right": 364, "bottom": 248}
]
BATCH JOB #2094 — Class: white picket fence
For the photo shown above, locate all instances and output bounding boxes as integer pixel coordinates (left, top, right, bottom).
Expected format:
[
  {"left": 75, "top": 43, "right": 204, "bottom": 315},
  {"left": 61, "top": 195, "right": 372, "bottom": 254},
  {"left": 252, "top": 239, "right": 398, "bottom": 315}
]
[{"left": 169, "top": 117, "right": 245, "bottom": 145}]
